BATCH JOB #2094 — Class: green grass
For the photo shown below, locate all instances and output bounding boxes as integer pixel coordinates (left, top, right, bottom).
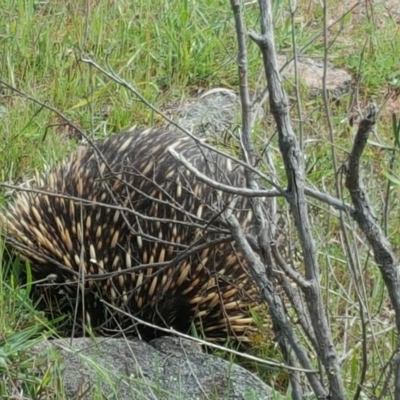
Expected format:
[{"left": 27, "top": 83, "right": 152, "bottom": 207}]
[
  {"left": 1, "top": 0, "right": 400, "bottom": 398},
  {"left": 0, "top": 245, "right": 62, "bottom": 398}
]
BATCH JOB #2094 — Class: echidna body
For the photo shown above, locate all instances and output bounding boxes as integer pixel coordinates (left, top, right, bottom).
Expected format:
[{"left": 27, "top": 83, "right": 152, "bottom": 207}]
[{"left": 1, "top": 127, "right": 264, "bottom": 343}]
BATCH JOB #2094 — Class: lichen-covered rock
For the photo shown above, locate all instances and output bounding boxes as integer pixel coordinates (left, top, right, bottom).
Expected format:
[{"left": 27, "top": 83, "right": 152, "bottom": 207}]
[{"left": 33, "top": 337, "right": 284, "bottom": 400}]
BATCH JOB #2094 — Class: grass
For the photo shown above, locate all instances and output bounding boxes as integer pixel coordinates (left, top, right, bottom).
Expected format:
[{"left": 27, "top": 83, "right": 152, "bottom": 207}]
[{"left": 1, "top": 0, "right": 400, "bottom": 398}]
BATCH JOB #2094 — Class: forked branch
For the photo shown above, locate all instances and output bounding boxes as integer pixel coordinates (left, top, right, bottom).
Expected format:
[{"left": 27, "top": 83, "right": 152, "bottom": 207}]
[
  {"left": 345, "top": 103, "right": 400, "bottom": 395},
  {"left": 246, "top": 0, "right": 346, "bottom": 398}
]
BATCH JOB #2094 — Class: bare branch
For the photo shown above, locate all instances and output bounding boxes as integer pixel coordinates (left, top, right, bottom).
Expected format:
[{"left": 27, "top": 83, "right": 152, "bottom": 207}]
[
  {"left": 249, "top": 1, "right": 346, "bottom": 397},
  {"left": 225, "top": 213, "right": 326, "bottom": 396},
  {"left": 230, "top": 2, "right": 308, "bottom": 396},
  {"left": 344, "top": 103, "right": 400, "bottom": 395},
  {"left": 168, "top": 147, "right": 282, "bottom": 198},
  {"left": 169, "top": 144, "right": 352, "bottom": 211},
  {"left": 304, "top": 187, "right": 350, "bottom": 212}
]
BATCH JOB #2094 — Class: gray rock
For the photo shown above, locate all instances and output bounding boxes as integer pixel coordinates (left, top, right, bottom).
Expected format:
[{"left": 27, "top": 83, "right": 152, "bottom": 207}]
[
  {"left": 167, "top": 87, "right": 268, "bottom": 142},
  {"left": 170, "top": 88, "right": 240, "bottom": 139},
  {"left": 277, "top": 55, "right": 352, "bottom": 99},
  {"left": 33, "top": 336, "right": 284, "bottom": 400}
]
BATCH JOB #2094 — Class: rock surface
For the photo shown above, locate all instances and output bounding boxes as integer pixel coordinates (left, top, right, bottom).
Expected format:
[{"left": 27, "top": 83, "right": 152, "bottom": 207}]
[
  {"left": 276, "top": 55, "right": 352, "bottom": 99},
  {"left": 169, "top": 88, "right": 240, "bottom": 139},
  {"left": 33, "top": 337, "right": 283, "bottom": 400}
]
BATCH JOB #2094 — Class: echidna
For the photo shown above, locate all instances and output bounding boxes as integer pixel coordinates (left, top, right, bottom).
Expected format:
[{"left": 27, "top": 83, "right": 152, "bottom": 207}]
[{"left": 1, "top": 127, "right": 265, "bottom": 344}]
